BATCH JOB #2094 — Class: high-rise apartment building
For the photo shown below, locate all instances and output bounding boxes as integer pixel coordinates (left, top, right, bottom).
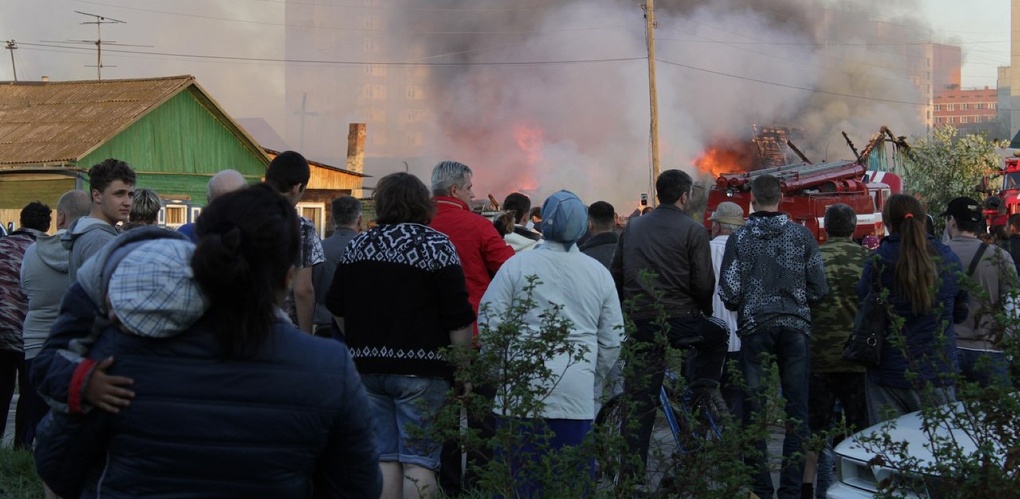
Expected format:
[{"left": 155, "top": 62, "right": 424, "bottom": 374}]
[{"left": 283, "top": 1, "right": 432, "bottom": 167}]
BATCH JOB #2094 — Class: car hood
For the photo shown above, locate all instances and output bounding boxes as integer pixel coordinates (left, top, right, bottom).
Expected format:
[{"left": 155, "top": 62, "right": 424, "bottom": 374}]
[{"left": 834, "top": 402, "right": 981, "bottom": 467}]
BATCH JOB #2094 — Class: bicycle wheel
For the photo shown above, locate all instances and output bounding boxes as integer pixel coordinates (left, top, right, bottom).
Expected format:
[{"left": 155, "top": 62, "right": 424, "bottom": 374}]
[
  {"left": 593, "top": 394, "right": 683, "bottom": 491},
  {"left": 675, "top": 389, "right": 726, "bottom": 445}
]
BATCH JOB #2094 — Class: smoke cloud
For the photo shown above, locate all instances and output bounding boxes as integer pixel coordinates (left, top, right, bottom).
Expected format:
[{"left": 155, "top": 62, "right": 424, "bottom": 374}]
[{"left": 3, "top": 0, "right": 939, "bottom": 213}]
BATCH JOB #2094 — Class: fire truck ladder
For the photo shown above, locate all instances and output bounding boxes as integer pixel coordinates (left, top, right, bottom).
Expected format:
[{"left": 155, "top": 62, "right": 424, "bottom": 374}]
[{"left": 719, "top": 161, "right": 865, "bottom": 194}]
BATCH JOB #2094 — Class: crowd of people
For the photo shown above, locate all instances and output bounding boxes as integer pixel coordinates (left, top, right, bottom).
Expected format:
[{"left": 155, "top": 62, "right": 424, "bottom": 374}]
[{"left": 0, "top": 155, "right": 1016, "bottom": 499}]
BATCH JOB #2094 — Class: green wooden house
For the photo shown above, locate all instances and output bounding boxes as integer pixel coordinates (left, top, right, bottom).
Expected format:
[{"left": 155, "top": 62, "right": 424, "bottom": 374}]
[{"left": 0, "top": 75, "right": 269, "bottom": 227}]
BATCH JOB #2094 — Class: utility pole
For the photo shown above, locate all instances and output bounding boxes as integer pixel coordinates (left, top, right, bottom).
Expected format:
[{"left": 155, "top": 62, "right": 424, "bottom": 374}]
[
  {"left": 643, "top": 0, "right": 661, "bottom": 200},
  {"left": 4, "top": 40, "right": 16, "bottom": 81},
  {"left": 295, "top": 92, "right": 318, "bottom": 152}
]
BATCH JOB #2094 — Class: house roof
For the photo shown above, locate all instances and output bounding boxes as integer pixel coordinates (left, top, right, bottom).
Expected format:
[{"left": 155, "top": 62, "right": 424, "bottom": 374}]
[
  {"left": 0, "top": 75, "right": 267, "bottom": 167},
  {"left": 265, "top": 149, "right": 367, "bottom": 178}
]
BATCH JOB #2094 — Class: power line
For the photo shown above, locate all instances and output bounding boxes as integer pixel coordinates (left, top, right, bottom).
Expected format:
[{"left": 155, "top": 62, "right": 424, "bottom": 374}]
[
  {"left": 655, "top": 57, "right": 927, "bottom": 106},
  {"left": 17, "top": 42, "right": 645, "bottom": 66},
  {"left": 10, "top": 43, "right": 946, "bottom": 107}
]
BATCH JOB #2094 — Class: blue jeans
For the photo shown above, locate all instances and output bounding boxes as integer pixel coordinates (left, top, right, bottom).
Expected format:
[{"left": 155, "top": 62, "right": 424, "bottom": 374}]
[
  {"left": 362, "top": 374, "right": 449, "bottom": 470},
  {"left": 957, "top": 348, "right": 1009, "bottom": 388},
  {"left": 741, "top": 326, "right": 810, "bottom": 499}
]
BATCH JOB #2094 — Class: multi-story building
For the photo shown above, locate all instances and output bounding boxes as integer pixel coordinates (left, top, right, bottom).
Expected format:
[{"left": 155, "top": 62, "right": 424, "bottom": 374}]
[
  {"left": 816, "top": 8, "right": 961, "bottom": 131},
  {"left": 283, "top": 1, "right": 432, "bottom": 171},
  {"left": 933, "top": 86, "right": 1000, "bottom": 133}
]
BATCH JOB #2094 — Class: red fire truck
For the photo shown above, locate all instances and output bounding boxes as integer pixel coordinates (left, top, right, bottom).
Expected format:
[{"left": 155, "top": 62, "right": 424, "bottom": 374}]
[
  {"left": 703, "top": 160, "right": 896, "bottom": 244},
  {"left": 983, "top": 154, "right": 1020, "bottom": 227}
]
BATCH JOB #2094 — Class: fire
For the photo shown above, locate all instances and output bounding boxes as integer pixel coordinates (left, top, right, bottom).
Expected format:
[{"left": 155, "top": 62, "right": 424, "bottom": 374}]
[
  {"left": 692, "top": 139, "right": 763, "bottom": 178},
  {"left": 511, "top": 123, "right": 542, "bottom": 192},
  {"left": 514, "top": 123, "right": 544, "bottom": 166}
]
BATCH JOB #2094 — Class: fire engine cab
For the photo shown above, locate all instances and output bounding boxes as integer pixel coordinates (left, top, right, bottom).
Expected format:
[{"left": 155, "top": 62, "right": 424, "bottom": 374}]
[{"left": 703, "top": 160, "right": 895, "bottom": 244}]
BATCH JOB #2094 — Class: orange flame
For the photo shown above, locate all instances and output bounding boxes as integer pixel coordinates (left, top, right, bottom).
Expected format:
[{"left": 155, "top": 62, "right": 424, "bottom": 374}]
[
  {"left": 693, "top": 147, "right": 744, "bottom": 178},
  {"left": 514, "top": 124, "right": 543, "bottom": 164},
  {"left": 512, "top": 123, "right": 543, "bottom": 192}
]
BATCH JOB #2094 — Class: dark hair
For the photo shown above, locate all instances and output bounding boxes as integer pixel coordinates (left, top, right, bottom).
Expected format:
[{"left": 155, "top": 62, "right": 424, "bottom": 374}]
[
  {"left": 331, "top": 195, "right": 363, "bottom": 227},
  {"left": 192, "top": 184, "right": 300, "bottom": 358},
  {"left": 954, "top": 215, "right": 985, "bottom": 234},
  {"left": 751, "top": 174, "right": 781, "bottom": 207},
  {"left": 823, "top": 203, "right": 857, "bottom": 238},
  {"left": 502, "top": 192, "right": 531, "bottom": 223},
  {"left": 655, "top": 169, "right": 692, "bottom": 205},
  {"left": 129, "top": 188, "right": 161, "bottom": 225},
  {"left": 588, "top": 200, "right": 616, "bottom": 230},
  {"left": 883, "top": 194, "right": 937, "bottom": 314},
  {"left": 374, "top": 172, "right": 434, "bottom": 225},
  {"left": 1010, "top": 213, "right": 1020, "bottom": 230},
  {"left": 88, "top": 158, "right": 136, "bottom": 195},
  {"left": 265, "top": 151, "right": 311, "bottom": 193},
  {"left": 20, "top": 201, "right": 51, "bottom": 231}
]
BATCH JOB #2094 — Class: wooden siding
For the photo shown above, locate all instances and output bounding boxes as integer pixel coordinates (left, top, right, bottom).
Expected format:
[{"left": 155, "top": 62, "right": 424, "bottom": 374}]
[
  {"left": 0, "top": 176, "right": 75, "bottom": 209},
  {"left": 80, "top": 91, "right": 267, "bottom": 178},
  {"left": 309, "top": 166, "right": 362, "bottom": 191},
  {"left": 134, "top": 173, "right": 256, "bottom": 206}
]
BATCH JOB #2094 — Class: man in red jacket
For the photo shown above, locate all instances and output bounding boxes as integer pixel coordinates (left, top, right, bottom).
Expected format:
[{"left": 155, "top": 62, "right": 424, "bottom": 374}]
[
  {"left": 429, "top": 160, "right": 514, "bottom": 496},
  {"left": 429, "top": 160, "right": 515, "bottom": 325}
]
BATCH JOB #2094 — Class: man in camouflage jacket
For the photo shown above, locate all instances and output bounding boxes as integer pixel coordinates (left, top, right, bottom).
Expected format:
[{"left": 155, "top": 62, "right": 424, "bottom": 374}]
[{"left": 805, "top": 204, "right": 869, "bottom": 498}]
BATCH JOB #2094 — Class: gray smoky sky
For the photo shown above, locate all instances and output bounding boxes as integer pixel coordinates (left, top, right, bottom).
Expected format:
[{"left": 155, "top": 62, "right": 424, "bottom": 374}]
[{"left": 2, "top": 0, "right": 948, "bottom": 211}]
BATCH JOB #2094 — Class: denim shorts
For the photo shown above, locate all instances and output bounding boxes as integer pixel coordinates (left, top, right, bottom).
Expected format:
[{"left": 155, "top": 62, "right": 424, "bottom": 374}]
[{"left": 361, "top": 374, "right": 450, "bottom": 470}]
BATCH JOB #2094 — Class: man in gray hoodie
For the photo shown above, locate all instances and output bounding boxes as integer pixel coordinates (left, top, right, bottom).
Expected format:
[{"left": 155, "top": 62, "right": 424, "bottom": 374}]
[
  {"left": 18, "top": 189, "right": 91, "bottom": 447},
  {"left": 61, "top": 159, "right": 136, "bottom": 281}
]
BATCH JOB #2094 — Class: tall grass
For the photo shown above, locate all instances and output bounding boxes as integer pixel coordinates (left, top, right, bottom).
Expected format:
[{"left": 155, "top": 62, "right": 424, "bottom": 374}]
[{"left": 0, "top": 447, "right": 43, "bottom": 499}]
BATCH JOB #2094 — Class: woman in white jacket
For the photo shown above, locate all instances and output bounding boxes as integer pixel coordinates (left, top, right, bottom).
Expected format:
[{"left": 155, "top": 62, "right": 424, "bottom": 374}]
[{"left": 479, "top": 190, "right": 624, "bottom": 497}]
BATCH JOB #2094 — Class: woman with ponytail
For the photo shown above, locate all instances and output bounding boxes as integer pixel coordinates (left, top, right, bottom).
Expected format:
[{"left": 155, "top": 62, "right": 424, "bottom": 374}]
[
  {"left": 858, "top": 194, "right": 968, "bottom": 425},
  {"left": 35, "top": 184, "right": 381, "bottom": 498}
]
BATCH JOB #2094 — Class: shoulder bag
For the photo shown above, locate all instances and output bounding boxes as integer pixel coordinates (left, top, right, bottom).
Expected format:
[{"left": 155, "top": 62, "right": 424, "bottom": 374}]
[{"left": 842, "top": 261, "right": 889, "bottom": 367}]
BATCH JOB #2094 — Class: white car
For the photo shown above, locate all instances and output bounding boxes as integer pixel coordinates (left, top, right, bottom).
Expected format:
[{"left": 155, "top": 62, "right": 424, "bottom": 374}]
[{"left": 826, "top": 404, "right": 982, "bottom": 498}]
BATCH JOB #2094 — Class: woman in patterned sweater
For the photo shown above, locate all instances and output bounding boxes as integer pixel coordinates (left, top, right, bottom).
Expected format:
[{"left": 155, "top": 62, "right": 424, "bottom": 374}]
[{"left": 327, "top": 172, "right": 475, "bottom": 499}]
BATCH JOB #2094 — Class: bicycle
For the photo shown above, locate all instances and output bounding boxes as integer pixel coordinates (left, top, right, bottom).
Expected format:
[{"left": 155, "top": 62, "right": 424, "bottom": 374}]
[{"left": 594, "top": 367, "right": 726, "bottom": 488}]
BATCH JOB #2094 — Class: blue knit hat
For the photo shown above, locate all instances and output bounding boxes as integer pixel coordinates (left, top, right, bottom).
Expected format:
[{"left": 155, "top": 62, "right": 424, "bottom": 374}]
[{"left": 541, "top": 190, "right": 587, "bottom": 249}]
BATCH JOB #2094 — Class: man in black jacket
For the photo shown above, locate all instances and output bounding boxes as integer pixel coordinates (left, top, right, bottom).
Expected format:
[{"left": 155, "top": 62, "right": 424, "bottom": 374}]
[
  {"left": 579, "top": 200, "right": 617, "bottom": 269},
  {"left": 610, "top": 169, "right": 727, "bottom": 483}
]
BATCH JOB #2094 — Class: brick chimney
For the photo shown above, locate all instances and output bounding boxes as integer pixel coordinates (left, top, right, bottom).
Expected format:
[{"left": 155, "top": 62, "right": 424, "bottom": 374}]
[{"left": 346, "top": 123, "right": 366, "bottom": 198}]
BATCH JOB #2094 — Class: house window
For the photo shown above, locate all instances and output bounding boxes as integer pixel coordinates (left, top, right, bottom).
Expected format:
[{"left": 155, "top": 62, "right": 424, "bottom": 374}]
[
  {"left": 162, "top": 204, "right": 187, "bottom": 228},
  {"left": 934, "top": 104, "right": 941, "bottom": 111},
  {"left": 364, "top": 37, "right": 380, "bottom": 53},
  {"left": 364, "top": 64, "right": 387, "bottom": 77},
  {"left": 406, "top": 85, "right": 424, "bottom": 100},
  {"left": 946, "top": 103, "right": 955, "bottom": 111},
  {"left": 991, "top": 102, "right": 998, "bottom": 110},
  {"left": 361, "top": 84, "right": 386, "bottom": 100},
  {"left": 961, "top": 116, "right": 969, "bottom": 124},
  {"left": 297, "top": 202, "right": 326, "bottom": 239},
  {"left": 190, "top": 207, "right": 202, "bottom": 223},
  {"left": 960, "top": 103, "right": 969, "bottom": 110},
  {"left": 405, "top": 109, "right": 426, "bottom": 123}
]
